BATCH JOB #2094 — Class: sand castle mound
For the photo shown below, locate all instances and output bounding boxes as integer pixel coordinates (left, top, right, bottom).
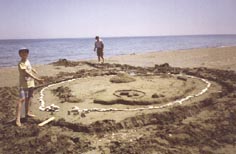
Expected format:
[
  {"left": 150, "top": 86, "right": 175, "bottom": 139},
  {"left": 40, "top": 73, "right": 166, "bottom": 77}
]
[{"left": 109, "top": 73, "right": 136, "bottom": 83}]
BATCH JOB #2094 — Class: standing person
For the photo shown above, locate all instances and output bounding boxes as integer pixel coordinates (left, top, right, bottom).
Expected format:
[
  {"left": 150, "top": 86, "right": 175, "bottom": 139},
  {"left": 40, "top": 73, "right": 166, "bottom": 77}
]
[
  {"left": 16, "top": 48, "right": 44, "bottom": 126},
  {"left": 94, "top": 36, "right": 104, "bottom": 63}
]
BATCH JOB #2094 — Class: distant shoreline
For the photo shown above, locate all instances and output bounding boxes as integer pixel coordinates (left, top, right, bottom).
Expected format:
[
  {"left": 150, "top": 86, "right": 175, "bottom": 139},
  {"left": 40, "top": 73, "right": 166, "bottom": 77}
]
[
  {"left": 1, "top": 45, "right": 236, "bottom": 69},
  {"left": 1, "top": 35, "right": 236, "bottom": 67}
]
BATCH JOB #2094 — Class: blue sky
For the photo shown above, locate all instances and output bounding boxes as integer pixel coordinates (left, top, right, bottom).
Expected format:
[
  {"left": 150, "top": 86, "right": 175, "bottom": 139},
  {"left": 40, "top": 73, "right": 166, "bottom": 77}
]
[{"left": 0, "top": 0, "right": 235, "bottom": 39}]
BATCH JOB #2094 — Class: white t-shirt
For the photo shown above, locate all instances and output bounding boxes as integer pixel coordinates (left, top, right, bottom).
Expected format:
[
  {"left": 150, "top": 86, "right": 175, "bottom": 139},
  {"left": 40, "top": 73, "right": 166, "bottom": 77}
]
[
  {"left": 18, "top": 59, "right": 35, "bottom": 88},
  {"left": 95, "top": 39, "right": 104, "bottom": 48}
]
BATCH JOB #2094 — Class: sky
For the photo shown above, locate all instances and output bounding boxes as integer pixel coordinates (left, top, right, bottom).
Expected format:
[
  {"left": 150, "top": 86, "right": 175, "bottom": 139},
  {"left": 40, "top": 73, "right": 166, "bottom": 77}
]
[{"left": 0, "top": 0, "right": 235, "bottom": 39}]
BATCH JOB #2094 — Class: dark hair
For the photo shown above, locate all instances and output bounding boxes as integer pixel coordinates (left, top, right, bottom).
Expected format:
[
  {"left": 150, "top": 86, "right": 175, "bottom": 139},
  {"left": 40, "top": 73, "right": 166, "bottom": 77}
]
[
  {"left": 19, "top": 48, "right": 29, "bottom": 54},
  {"left": 95, "top": 36, "right": 99, "bottom": 39}
]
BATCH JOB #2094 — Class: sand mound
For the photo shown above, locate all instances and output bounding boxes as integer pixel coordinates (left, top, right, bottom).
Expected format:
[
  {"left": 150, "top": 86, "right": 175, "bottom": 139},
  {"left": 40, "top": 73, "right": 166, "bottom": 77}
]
[
  {"left": 51, "top": 59, "right": 81, "bottom": 67},
  {"left": 52, "top": 86, "right": 81, "bottom": 103},
  {"left": 110, "top": 73, "right": 136, "bottom": 83}
]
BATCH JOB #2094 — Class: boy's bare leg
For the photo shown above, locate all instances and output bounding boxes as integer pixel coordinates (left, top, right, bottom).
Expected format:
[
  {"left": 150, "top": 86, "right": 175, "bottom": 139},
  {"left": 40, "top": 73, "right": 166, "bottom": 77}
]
[
  {"left": 25, "top": 97, "right": 35, "bottom": 117},
  {"left": 16, "top": 99, "right": 24, "bottom": 126},
  {"left": 98, "top": 56, "right": 101, "bottom": 63},
  {"left": 101, "top": 56, "right": 104, "bottom": 63}
]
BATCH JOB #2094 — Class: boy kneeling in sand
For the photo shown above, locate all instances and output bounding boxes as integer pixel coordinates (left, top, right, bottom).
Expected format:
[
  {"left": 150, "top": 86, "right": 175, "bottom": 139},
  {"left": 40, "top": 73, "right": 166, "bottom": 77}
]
[{"left": 16, "top": 48, "right": 44, "bottom": 126}]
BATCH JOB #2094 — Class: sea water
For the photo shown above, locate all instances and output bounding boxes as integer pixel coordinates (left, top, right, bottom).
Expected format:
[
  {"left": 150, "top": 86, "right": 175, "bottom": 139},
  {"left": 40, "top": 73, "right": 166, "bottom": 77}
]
[{"left": 1, "top": 35, "right": 236, "bottom": 67}]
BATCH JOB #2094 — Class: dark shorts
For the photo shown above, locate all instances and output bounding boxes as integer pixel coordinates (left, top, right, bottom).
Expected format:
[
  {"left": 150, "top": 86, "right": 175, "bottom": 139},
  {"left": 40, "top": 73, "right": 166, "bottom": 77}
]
[
  {"left": 97, "top": 48, "right": 104, "bottom": 57},
  {"left": 19, "top": 87, "right": 34, "bottom": 99}
]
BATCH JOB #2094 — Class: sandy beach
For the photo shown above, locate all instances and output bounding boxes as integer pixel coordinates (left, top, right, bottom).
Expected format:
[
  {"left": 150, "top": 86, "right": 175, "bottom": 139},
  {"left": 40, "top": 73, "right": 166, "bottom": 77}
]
[
  {"left": 1, "top": 46, "right": 236, "bottom": 154},
  {"left": 106, "top": 46, "right": 236, "bottom": 71}
]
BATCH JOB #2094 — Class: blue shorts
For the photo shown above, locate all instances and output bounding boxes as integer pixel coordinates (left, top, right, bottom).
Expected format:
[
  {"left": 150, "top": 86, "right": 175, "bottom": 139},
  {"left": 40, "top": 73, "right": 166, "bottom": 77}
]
[{"left": 19, "top": 88, "right": 34, "bottom": 99}]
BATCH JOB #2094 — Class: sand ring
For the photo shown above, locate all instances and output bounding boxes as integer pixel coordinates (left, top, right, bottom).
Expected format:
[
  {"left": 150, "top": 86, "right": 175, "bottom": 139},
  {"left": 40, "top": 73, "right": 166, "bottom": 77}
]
[{"left": 38, "top": 74, "right": 211, "bottom": 113}]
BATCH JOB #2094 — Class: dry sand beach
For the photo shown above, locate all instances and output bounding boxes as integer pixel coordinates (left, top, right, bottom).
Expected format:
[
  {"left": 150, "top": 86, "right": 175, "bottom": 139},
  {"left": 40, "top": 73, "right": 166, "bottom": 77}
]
[
  {"left": 0, "top": 46, "right": 236, "bottom": 154},
  {"left": 106, "top": 46, "right": 236, "bottom": 71}
]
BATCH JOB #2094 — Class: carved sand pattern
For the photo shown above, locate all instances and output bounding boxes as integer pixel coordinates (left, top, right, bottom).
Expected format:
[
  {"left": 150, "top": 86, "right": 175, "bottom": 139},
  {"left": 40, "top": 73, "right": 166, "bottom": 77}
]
[{"left": 39, "top": 74, "right": 211, "bottom": 113}]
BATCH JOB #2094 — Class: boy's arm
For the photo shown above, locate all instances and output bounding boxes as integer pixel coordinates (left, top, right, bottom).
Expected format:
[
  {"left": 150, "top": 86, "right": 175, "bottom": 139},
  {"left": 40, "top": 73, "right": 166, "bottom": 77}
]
[
  {"left": 24, "top": 69, "right": 43, "bottom": 83},
  {"left": 32, "top": 68, "right": 38, "bottom": 74}
]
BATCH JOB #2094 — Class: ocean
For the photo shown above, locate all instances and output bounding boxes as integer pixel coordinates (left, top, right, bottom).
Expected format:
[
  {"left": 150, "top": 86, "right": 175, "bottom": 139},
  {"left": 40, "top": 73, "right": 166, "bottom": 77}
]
[{"left": 1, "top": 35, "right": 236, "bottom": 67}]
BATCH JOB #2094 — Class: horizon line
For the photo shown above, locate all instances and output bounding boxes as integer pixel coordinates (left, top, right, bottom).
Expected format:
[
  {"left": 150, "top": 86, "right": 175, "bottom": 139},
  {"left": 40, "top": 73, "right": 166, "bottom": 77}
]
[{"left": 1, "top": 33, "right": 236, "bottom": 41}]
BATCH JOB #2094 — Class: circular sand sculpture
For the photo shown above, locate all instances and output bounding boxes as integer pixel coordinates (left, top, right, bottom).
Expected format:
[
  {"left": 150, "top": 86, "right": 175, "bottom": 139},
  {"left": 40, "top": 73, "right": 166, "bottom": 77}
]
[
  {"left": 113, "top": 90, "right": 145, "bottom": 98},
  {"left": 38, "top": 73, "right": 211, "bottom": 113}
]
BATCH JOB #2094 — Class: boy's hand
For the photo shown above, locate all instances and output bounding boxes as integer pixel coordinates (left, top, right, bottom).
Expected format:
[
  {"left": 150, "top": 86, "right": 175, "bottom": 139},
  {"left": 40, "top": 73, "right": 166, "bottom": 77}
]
[{"left": 37, "top": 78, "right": 44, "bottom": 84}]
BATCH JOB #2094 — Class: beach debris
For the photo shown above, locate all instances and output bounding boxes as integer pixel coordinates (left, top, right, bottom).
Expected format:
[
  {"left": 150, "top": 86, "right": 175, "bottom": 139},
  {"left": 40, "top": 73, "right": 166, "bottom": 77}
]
[
  {"left": 45, "top": 104, "right": 60, "bottom": 112},
  {"left": 177, "top": 76, "right": 187, "bottom": 81},
  {"left": 129, "top": 72, "right": 136, "bottom": 76},
  {"left": 152, "top": 93, "right": 165, "bottom": 98},
  {"left": 94, "top": 89, "right": 106, "bottom": 94},
  {"left": 39, "top": 106, "right": 45, "bottom": 111},
  {"left": 148, "top": 106, "right": 154, "bottom": 109},
  {"left": 68, "top": 106, "right": 80, "bottom": 115},
  {"left": 38, "top": 117, "right": 55, "bottom": 127},
  {"left": 82, "top": 109, "right": 89, "bottom": 113},
  {"left": 81, "top": 112, "right": 86, "bottom": 118},
  {"left": 71, "top": 106, "right": 80, "bottom": 112}
]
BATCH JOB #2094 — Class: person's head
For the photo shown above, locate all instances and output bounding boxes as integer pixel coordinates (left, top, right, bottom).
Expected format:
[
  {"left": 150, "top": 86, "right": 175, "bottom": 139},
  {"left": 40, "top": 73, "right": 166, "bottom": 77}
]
[
  {"left": 18, "top": 48, "right": 29, "bottom": 60},
  {"left": 95, "top": 36, "right": 99, "bottom": 41}
]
